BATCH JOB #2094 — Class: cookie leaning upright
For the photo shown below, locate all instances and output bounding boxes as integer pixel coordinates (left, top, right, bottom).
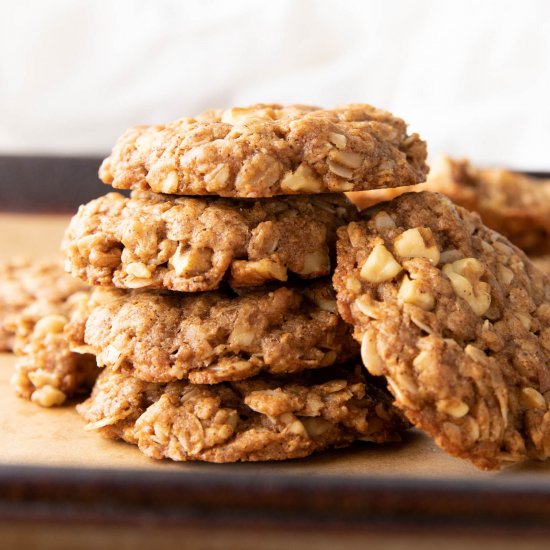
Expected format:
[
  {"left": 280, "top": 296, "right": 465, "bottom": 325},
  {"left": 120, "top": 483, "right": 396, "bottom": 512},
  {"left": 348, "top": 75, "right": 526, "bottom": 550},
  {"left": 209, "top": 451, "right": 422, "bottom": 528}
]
[
  {"left": 98, "top": 103, "right": 428, "bottom": 198},
  {"left": 334, "top": 191, "right": 550, "bottom": 470}
]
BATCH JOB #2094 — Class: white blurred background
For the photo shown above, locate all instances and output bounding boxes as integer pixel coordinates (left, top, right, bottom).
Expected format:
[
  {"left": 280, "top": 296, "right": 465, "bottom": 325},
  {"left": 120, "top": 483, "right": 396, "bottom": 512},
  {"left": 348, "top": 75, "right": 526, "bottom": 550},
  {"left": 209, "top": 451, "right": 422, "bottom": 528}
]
[{"left": 1, "top": 0, "right": 549, "bottom": 169}]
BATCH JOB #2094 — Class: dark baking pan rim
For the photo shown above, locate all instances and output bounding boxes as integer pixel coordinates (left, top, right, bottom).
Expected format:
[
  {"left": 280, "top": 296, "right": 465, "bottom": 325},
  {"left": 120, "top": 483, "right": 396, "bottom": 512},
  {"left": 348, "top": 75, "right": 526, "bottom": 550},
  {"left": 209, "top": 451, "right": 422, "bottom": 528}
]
[
  {"left": 0, "top": 154, "right": 548, "bottom": 213},
  {"left": 1, "top": 462, "right": 550, "bottom": 535}
]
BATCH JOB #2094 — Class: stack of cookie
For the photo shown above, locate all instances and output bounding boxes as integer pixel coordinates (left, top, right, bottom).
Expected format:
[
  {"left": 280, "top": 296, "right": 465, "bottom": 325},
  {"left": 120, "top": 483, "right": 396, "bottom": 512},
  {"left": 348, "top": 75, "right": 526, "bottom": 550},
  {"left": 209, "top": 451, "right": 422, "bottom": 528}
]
[{"left": 60, "top": 103, "right": 428, "bottom": 462}]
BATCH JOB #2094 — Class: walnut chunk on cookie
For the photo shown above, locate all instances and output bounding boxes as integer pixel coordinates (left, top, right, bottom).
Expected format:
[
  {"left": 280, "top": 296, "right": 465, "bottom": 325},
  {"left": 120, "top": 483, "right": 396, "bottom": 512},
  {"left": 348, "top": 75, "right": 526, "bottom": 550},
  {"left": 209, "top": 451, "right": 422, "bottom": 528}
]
[
  {"left": 66, "top": 281, "right": 359, "bottom": 384},
  {"left": 99, "top": 103, "right": 427, "bottom": 198},
  {"left": 77, "top": 364, "right": 408, "bottom": 462},
  {"left": 334, "top": 191, "right": 550, "bottom": 470},
  {"left": 63, "top": 191, "right": 357, "bottom": 292}
]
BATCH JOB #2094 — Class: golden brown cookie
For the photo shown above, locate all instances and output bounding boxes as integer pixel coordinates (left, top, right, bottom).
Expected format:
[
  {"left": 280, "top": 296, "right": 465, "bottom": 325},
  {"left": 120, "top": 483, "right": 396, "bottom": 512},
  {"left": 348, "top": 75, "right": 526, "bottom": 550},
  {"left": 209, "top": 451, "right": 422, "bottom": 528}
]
[
  {"left": 334, "top": 191, "right": 550, "bottom": 470},
  {"left": 8, "top": 289, "right": 97, "bottom": 408},
  {"left": 77, "top": 363, "right": 407, "bottom": 462},
  {"left": 66, "top": 282, "right": 358, "bottom": 385},
  {"left": 347, "top": 155, "right": 550, "bottom": 255},
  {"left": 99, "top": 103, "right": 427, "bottom": 198},
  {"left": 62, "top": 191, "right": 357, "bottom": 292},
  {"left": 0, "top": 258, "right": 87, "bottom": 351}
]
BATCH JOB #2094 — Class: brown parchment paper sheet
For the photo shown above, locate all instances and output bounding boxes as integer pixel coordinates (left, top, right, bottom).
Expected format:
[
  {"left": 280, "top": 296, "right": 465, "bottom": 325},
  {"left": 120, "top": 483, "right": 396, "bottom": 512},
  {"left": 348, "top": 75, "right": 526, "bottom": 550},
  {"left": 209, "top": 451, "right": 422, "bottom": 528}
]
[{"left": 1, "top": 212, "right": 550, "bottom": 481}]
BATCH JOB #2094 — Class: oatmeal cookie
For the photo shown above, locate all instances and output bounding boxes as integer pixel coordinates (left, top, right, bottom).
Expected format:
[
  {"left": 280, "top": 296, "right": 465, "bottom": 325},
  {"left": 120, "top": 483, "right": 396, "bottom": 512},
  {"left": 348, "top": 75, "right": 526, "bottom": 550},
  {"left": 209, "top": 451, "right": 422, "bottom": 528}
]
[
  {"left": 0, "top": 258, "right": 87, "bottom": 351},
  {"left": 77, "top": 363, "right": 407, "bottom": 462},
  {"left": 62, "top": 191, "right": 357, "bottom": 292},
  {"left": 99, "top": 103, "right": 427, "bottom": 198},
  {"left": 334, "top": 191, "right": 550, "bottom": 470},
  {"left": 66, "top": 281, "right": 358, "bottom": 384},
  {"left": 347, "top": 155, "right": 550, "bottom": 254},
  {"left": 9, "top": 290, "right": 98, "bottom": 407}
]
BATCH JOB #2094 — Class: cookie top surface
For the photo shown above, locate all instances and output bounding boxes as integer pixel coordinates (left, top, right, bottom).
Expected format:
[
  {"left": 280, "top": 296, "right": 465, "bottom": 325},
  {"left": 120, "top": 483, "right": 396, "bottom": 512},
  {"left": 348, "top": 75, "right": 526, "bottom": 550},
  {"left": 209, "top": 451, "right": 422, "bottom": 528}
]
[
  {"left": 63, "top": 190, "right": 357, "bottom": 292},
  {"left": 0, "top": 258, "right": 87, "bottom": 351},
  {"left": 347, "top": 155, "right": 550, "bottom": 254},
  {"left": 66, "top": 281, "right": 358, "bottom": 384},
  {"left": 77, "top": 363, "right": 407, "bottom": 462},
  {"left": 99, "top": 103, "right": 427, "bottom": 198},
  {"left": 334, "top": 191, "right": 550, "bottom": 469}
]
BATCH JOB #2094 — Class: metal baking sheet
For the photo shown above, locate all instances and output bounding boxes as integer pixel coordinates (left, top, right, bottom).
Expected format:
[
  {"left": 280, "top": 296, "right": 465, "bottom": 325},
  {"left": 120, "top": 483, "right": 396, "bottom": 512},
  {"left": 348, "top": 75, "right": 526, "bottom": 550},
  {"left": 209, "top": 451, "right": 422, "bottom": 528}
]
[{"left": 1, "top": 158, "right": 550, "bottom": 542}]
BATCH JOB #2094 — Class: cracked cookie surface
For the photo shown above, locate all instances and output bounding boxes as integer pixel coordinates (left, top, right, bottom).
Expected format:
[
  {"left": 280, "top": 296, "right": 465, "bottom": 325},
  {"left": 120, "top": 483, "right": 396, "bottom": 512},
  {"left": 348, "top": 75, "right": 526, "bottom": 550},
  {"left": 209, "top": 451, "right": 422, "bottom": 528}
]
[
  {"left": 66, "top": 281, "right": 358, "bottom": 384},
  {"left": 99, "top": 103, "right": 427, "bottom": 198},
  {"left": 0, "top": 258, "right": 87, "bottom": 351},
  {"left": 348, "top": 155, "right": 550, "bottom": 255},
  {"left": 334, "top": 191, "right": 550, "bottom": 470},
  {"left": 77, "top": 363, "right": 407, "bottom": 462},
  {"left": 63, "top": 190, "right": 357, "bottom": 292}
]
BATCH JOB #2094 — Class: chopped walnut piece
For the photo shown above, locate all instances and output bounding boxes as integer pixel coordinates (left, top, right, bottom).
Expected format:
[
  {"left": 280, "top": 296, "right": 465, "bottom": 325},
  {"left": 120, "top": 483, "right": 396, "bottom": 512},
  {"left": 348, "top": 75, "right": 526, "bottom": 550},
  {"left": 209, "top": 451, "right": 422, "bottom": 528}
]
[
  {"left": 230, "top": 258, "right": 287, "bottom": 286},
  {"left": 443, "top": 258, "right": 491, "bottom": 316},
  {"left": 360, "top": 243, "right": 402, "bottom": 283},
  {"left": 398, "top": 275, "right": 435, "bottom": 311},
  {"left": 394, "top": 227, "right": 440, "bottom": 265},
  {"left": 280, "top": 164, "right": 323, "bottom": 193},
  {"left": 170, "top": 246, "right": 213, "bottom": 277}
]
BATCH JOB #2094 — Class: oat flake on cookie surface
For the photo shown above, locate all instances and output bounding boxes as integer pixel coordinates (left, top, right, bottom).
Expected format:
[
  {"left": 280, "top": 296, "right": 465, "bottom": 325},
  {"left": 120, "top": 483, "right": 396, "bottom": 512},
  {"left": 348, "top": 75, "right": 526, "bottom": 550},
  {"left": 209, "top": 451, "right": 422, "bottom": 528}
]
[
  {"left": 99, "top": 103, "right": 427, "bottom": 198},
  {"left": 66, "top": 281, "right": 358, "bottom": 385},
  {"left": 334, "top": 191, "right": 550, "bottom": 470},
  {"left": 77, "top": 363, "right": 408, "bottom": 462}
]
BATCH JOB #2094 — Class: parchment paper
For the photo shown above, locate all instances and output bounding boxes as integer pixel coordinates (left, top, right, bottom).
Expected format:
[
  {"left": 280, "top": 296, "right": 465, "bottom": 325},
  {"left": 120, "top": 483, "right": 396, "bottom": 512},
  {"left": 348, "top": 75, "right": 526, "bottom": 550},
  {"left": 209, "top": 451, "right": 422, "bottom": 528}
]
[{"left": 1, "top": 213, "right": 549, "bottom": 482}]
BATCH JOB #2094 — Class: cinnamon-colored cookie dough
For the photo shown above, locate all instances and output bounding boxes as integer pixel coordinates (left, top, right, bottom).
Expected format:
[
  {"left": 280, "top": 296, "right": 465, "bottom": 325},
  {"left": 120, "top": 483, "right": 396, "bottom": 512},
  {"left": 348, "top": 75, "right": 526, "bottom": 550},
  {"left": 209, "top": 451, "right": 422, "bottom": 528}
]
[
  {"left": 78, "top": 364, "right": 407, "bottom": 462},
  {"left": 63, "top": 191, "right": 357, "bottom": 292},
  {"left": 334, "top": 191, "right": 550, "bottom": 470},
  {"left": 66, "top": 282, "right": 358, "bottom": 384},
  {"left": 99, "top": 103, "right": 427, "bottom": 198}
]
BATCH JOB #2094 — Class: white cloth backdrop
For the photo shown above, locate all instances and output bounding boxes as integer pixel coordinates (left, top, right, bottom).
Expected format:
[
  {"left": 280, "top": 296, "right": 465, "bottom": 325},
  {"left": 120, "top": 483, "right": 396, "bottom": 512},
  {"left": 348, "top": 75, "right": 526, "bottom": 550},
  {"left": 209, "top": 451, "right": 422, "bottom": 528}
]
[{"left": 0, "top": 0, "right": 549, "bottom": 169}]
